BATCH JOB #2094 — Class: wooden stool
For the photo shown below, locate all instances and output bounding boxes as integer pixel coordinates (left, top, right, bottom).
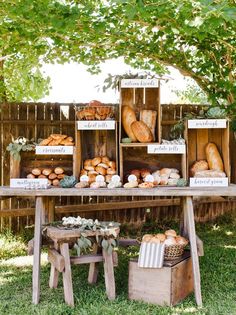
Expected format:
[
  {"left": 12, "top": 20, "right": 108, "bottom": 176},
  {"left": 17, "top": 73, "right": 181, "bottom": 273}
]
[{"left": 46, "top": 226, "right": 119, "bottom": 307}]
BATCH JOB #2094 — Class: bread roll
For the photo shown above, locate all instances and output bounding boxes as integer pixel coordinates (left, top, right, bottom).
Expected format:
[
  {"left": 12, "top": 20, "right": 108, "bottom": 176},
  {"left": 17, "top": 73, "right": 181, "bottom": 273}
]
[
  {"left": 164, "top": 238, "right": 177, "bottom": 246},
  {"left": 92, "top": 157, "right": 102, "bottom": 166},
  {"left": 155, "top": 233, "right": 166, "bottom": 242},
  {"left": 142, "top": 234, "right": 153, "bottom": 242},
  {"left": 131, "top": 121, "right": 153, "bottom": 143},
  {"left": 54, "top": 167, "right": 64, "bottom": 175},
  {"left": 27, "top": 173, "right": 35, "bottom": 179},
  {"left": 84, "top": 165, "right": 95, "bottom": 171},
  {"left": 95, "top": 166, "right": 106, "bottom": 176},
  {"left": 88, "top": 174, "right": 96, "bottom": 183},
  {"left": 89, "top": 100, "right": 103, "bottom": 107},
  {"left": 32, "top": 168, "right": 41, "bottom": 176},
  {"left": 123, "top": 181, "right": 138, "bottom": 188},
  {"left": 205, "top": 142, "right": 224, "bottom": 171},
  {"left": 140, "top": 110, "right": 157, "bottom": 141},
  {"left": 84, "top": 159, "right": 92, "bottom": 167},
  {"left": 98, "top": 163, "right": 108, "bottom": 169},
  {"left": 49, "top": 173, "right": 57, "bottom": 180},
  {"left": 160, "top": 168, "right": 172, "bottom": 177},
  {"left": 122, "top": 105, "right": 137, "bottom": 141},
  {"left": 80, "top": 169, "right": 88, "bottom": 176},
  {"left": 42, "top": 168, "right": 52, "bottom": 176},
  {"left": 57, "top": 174, "right": 65, "bottom": 179},
  {"left": 102, "top": 156, "right": 110, "bottom": 164},
  {"left": 107, "top": 168, "right": 116, "bottom": 175},
  {"left": 108, "top": 161, "right": 116, "bottom": 169},
  {"left": 150, "top": 237, "right": 160, "bottom": 244},
  {"left": 130, "top": 169, "right": 141, "bottom": 179},
  {"left": 88, "top": 170, "right": 99, "bottom": 175},
  {"left": 190, "top": 160, "right": 209, "bottom": 177},
  {"left": 138, "top": 182, "right": 154, "bottom": 188},
  {"left": 38, "top": 174, "right": 47, "bottom": 179},
  {"left": 165, "top": 229, "right": 177, "bottom": 237},
  {"left": 176, "top": 236, "right": 188, "bottom": 246},
  {"left": 52, "top": 179, "right": 60, "bottom": 186},
  {"left": 169, "top": 172, "right": 180, "bottom": 179},
  {"left": 105, "top": 175, "right": 113, "bottom": 183}
]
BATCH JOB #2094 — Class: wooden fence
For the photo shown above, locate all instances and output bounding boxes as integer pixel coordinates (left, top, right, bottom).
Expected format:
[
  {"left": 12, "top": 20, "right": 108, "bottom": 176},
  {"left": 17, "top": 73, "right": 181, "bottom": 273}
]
[{"left": 0, "top": 102, "right": 236, "bottom": 232}]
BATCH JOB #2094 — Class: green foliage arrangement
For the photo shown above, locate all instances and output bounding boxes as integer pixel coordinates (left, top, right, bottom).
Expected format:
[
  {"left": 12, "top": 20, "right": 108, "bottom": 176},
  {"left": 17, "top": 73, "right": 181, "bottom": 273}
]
[
  {"left": 6, "top": 137, "right": 36, "bottom": 161},
  {"left": 59, "top": 175, "right": 77, "bottom": 188}
]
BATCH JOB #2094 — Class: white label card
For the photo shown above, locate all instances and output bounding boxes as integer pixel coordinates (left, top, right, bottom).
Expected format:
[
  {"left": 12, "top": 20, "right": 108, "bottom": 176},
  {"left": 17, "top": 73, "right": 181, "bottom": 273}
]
[
  {"left": 10, "top": 178, "right": 48, "bottom": 188},
  {"left": 77, "top": 121, "right": 115, "bottom": 130},
  {"left": 36, "top": 146, "right": 74, "bottom": 155},
  {"left": 190, "top": 177, "right": 228, "bottom": 187},
  {"left": 188, "top": 119, "right": 227, "bottom": 129},
  {"left": 147, "top": 144, "right": 186, "bottom": 154},
  {"left": 121, "top": 79, "right": 159, "bottom": 88}
]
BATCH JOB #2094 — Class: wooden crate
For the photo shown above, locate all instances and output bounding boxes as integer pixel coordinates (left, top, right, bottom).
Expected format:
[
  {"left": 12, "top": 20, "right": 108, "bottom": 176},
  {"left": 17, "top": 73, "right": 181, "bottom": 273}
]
[
  {"left": 185, "top": 120, "right": 230, "bottom": 182},
  {"left": 10, "top": 151, "right": 75, "bottom": 180},
  {"left": 119, "top": 80, "right": 161, "bottom": 143},
  {"left": 120, "top": 145, "right": 187, "bottom": 182},
  {"left": 74, "top": 123, "right": 118, "bottom": 178},
  {"left": 128, "top": 254, "right": 193, "bottom": 306}
]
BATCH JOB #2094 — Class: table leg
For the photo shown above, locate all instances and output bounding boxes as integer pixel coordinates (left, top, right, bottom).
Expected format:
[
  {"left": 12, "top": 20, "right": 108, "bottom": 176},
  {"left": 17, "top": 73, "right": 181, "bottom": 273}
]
[
  {"left": 32, "top": 196, "right": 46, "bottom": 304},
  {"left": 183, "top": 196, "right": 202, "bottom": 307},
  {"left": 102, "top": 248, "right": 116, "bottom": 300}
]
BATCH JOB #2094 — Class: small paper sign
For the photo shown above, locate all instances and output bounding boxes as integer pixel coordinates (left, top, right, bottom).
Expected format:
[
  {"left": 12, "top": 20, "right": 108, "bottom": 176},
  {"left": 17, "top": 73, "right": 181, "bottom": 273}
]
[
  {"left": 144, "top": 175, "right": 154, "bottom": 183},
  {"left": 36, "top": 146, "right": 73, "bottom": 155},
  {"left": 147, "top": 144, "right": 186, "bottom": 154},
  {"left": 188, "top": 119, "right": 227, "bottom": 129},
  {"left": 121, "top": 79, "right": 159, "bottom": 88},
  {"left": 190, "top": 177, "right": 228, "bottom": 187},
  {"left": 111, "top": 175, "right": 121, "bottom": 183},
  {"left": 77, "top": 121, "right": 115, "bottom": 130},
  {"left": 10, "top": 178, "right": 48, "bottom": 188}
]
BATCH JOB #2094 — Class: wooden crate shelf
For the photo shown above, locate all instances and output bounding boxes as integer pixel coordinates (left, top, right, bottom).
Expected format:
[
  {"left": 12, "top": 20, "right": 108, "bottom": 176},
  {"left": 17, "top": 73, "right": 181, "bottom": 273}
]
[
  {"left": 74, "top": 123, "right": 118, "bottom": 179},
  {"left": 185, "top": 119, "right": 230, "bottom": 185}
]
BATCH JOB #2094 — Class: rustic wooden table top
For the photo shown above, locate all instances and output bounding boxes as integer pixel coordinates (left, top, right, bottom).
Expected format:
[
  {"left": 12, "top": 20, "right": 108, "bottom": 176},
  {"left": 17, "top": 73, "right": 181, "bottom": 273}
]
[{"left": 1, "top": 185, "right": 236, "bottom": 197}]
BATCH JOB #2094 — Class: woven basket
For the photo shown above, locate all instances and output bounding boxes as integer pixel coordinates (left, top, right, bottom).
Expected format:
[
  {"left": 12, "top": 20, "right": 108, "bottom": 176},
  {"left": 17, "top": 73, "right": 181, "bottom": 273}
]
[{"left": 164, "top": 244, "right": 186, "bottom": 260}]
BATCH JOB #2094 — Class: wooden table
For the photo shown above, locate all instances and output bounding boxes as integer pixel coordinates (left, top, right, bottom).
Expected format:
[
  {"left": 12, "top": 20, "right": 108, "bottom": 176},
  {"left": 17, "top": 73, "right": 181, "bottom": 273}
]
[{"left": 1, "top": 185, "right": 236, "bottom": 307}]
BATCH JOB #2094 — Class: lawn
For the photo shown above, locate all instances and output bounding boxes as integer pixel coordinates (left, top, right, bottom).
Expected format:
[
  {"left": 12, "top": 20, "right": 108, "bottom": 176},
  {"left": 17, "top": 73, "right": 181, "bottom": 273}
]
[{"left": 0, "top": 215, "right": 236, "bottom": 315}]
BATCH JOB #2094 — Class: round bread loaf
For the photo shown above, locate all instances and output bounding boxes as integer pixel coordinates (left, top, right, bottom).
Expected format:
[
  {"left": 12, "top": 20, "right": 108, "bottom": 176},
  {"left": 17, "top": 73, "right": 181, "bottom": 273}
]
[
  {"left": 32, "top": 168, "right": 41, "bottom": 176},
  {"left": 49, "top": 173, "right": 57, "bottom": 180},
  {"left": 42, "top": 168, "right": 52, "bottom": 176},
  {"left": 27, "top": 173, "right": 35, "bottom": 179},
  {"left": 54, "top": 167, "right": 64, "bottom": 175},
  {"left": 131, "top": 121, "right": 153, "bottom": 143},
  {"left": 165, "top": 229, "right": 177, "bottom": 237},
  {"left": 92, "top": 157, "right": 102, "bottom": 166}
]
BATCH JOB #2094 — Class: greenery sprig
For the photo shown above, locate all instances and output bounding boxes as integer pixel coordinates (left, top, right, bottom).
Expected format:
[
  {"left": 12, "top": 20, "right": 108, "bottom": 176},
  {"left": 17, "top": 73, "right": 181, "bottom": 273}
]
[{"left": 6, "top": 136, "right": 37, "bottom": 161}]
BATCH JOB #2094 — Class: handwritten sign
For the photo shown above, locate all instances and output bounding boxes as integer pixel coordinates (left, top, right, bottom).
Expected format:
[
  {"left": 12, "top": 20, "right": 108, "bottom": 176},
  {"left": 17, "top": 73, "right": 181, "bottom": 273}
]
[
  {"left": 36, "top": 146, "right": 74, "bottom": 155},
  {"left": 77, "top": 120, "right": 115, "bottom": 130},
  {"left": 10, "top": 178, "right": 48, "bottom": 188},
  {"left": 190, "top": 177, "right": 228, "bottom": 187},
  {"left": 121, "top": 79, "right": 159, "bottom": 88},
  {"left": 147, "top": 144, "right": 186, "bottom": 154},
  {"left": 188, "top": 119, "right": 227, "bottom": 129}
]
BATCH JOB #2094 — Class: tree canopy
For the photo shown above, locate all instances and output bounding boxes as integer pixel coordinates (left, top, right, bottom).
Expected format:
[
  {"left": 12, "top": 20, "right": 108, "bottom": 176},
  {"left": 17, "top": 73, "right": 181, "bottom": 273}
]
[{"left": 1, "top": 0, "right": 236, "bottom": 109}]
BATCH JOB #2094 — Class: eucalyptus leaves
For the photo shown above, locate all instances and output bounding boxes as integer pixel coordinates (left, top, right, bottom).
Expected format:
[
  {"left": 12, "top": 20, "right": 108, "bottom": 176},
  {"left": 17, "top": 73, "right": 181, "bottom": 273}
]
[
  {"left": 62, "top": 216, "right": 119, "bottom": 256},
  {"left": 6, "top": 137, "right": 37, "bottom": 161}
]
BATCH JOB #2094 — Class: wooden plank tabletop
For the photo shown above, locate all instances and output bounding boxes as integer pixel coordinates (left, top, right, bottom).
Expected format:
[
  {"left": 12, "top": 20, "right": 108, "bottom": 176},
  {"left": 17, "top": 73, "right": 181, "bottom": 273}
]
[{"left": 1, "top": 185, "right": 236, "bottom": 197}]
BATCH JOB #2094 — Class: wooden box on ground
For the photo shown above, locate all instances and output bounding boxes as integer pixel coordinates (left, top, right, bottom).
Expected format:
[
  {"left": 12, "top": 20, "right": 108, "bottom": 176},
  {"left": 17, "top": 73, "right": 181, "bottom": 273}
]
[
  {"left": 128, "top": 253, "right": 193, "bottom": 306},
  {"left": 185, "top": 119, "right": 230, "bottom": 185}
]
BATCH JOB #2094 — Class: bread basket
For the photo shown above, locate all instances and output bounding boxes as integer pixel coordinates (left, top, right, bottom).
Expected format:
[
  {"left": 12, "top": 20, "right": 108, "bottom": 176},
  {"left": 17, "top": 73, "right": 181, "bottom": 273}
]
[
  {"left": 76, "top": 105, "right": 116, "bottom": 121},
  {"left": 164, "top": 243, "right": 188, "bottom": 260}
]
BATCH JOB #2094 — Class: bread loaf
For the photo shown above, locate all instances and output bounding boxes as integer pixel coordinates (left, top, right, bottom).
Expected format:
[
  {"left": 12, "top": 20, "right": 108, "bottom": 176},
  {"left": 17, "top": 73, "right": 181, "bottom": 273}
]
[
  {"left": 190, "top": 160, "right": 208, "bottom": 177},
  {"left": 194, "top": 170, "right": 226, "bottom": 178},
  {"left": 122, "top": 106, "right": 137, "bottom": 141},
  {"left": 140, "top": 110, "right": 157, "bottom": 141},
  {"left": 54, "top": 167, "right": 64, "bottom": 175},
  {"left": 131, "top": 121, "right": 153, "bottom": 143},
  {"left": 205, "top": 142, "right": 224, "bottom": 171},
  {"left": 32, "top": 168, "right": 41, "bottom": 176}
]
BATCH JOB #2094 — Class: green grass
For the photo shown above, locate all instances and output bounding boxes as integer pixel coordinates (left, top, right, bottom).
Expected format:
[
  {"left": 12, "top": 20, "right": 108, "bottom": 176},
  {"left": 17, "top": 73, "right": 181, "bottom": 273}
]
[{"left": 0, "top": 215, "right": 236, "bottom": 315}]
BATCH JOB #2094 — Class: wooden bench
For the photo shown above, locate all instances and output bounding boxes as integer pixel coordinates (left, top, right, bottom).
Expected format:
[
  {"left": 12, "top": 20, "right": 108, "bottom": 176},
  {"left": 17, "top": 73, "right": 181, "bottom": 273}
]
[{"left": 46, "top": 225, "right": 120, "bottom": 306}]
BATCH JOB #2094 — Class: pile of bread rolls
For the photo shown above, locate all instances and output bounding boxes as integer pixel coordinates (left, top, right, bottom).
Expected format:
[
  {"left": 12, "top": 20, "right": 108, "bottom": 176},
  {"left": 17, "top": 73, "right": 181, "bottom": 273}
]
[
  {"left": 124, "top": 167, "right": 181, "bottom": 188},
  {"left": 142, "top": 229, "right": 188, "bottom": 246},
  {"left": 76, "top": 100, "right": 114, "bottom": 121},
  {"left": 190, "top": 142, "right": 226, "bottom": 178},
  {"left": 80, "top": 156, "right": 116, "bottom": 184},
  {"left": 27, "top": 167, "right": 66, "bottom": 186},
  {"left": 122, "top": 106, "right": 157, "bottom": 142},
  {"left": 39, "top": 134, "right": 74, "bottom": 146}
]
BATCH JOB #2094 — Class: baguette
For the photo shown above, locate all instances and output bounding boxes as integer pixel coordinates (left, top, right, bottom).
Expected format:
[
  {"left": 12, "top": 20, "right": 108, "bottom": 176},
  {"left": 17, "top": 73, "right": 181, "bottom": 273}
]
[
  {"left": 32, "top": 168, "right": 41, "bottom": 176},
  {"left": 54, "top": 167, "right": 64, "bottom": 175}
]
